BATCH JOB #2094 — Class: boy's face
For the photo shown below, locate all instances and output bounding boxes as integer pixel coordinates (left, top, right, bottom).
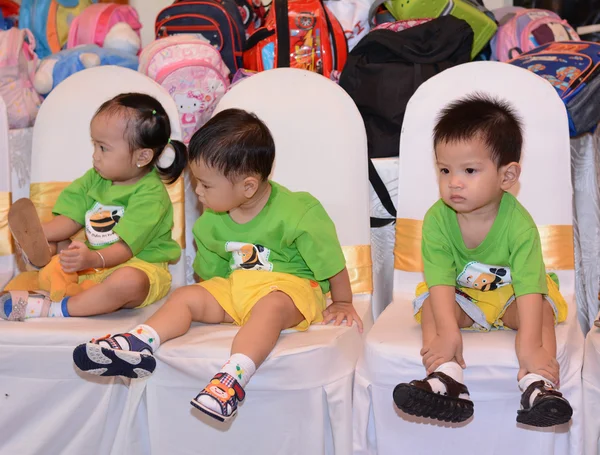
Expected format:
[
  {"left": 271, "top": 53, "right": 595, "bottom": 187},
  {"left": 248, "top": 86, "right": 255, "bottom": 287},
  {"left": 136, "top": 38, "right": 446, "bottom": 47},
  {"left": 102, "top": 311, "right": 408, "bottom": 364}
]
[
  {"left": 190, "top": 159, "right": 247, "bottom": 212},
  {"left": 435, "top": 136, "right": 512, "bottom": 214}
]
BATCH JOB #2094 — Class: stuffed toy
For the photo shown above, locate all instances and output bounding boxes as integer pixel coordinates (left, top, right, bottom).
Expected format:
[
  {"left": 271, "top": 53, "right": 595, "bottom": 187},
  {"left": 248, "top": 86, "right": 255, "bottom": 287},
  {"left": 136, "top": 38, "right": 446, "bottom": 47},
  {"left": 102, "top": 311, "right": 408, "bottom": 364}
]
[
  {"left": 33, "top": 44, "right": 139, "bottom": 96},
  {"left": 4, "top": 255, "right": 97, "bottom": 302}
]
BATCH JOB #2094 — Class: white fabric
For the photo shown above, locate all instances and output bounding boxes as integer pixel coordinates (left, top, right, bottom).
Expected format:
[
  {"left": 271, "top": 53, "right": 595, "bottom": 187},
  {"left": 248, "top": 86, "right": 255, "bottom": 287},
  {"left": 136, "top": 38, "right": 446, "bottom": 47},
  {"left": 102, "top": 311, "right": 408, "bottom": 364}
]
[
  {"left": 583, "top": 316, "right": 600, "bottom": 455},
  {"left": 571, "top": 130, "right": 600, "bottom": 333},
  {"left": 0, "top": 96, "right": 14, "bottom": 289},
  {"left": 354, "top": 61, "right": 584, "bottom": 455},
  {"left": 140, "top": 68, "right": 373, "bottom": 455},
  {"left": 324, "top": 0, "right": 372, "bottom": 50},
  {"left": 0, "top": 66, "right": 191, "bottom": 455}
]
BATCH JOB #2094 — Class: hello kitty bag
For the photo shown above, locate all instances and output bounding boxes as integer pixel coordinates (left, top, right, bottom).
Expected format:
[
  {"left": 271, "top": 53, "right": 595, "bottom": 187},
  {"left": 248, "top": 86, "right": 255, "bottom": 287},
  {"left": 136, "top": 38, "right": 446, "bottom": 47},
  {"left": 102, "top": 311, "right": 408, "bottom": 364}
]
[{"left": 139, "top": 35, "right": 230, "bottom": 144}]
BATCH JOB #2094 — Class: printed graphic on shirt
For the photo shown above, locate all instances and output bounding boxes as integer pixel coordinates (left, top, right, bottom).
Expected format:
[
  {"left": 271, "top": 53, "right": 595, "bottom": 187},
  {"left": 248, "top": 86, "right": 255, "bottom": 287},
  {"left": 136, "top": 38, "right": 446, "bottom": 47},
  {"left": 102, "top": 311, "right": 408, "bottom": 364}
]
[
  {"left": 457, "top": 261, "right": 512, "bottom": 291},
  {"left": 85, "top": 202, "right": 125, "bottom": 247},
  {"left": 225, "top": 241, "right": 273, "bottom": 272}
]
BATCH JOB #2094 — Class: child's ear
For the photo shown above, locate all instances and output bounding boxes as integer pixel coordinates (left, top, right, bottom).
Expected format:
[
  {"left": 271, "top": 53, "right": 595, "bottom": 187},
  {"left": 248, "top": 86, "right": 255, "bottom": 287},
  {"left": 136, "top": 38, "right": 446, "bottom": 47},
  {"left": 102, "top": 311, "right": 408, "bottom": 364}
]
[
  {"left": 242, "top": 176, "right": 260, "bottom": 198},
  {"left": 500, "top": 162, "right": 521, "bottom": 190},
  {"left": 136, "top": 148, "right": 154, "bottom": 168}
]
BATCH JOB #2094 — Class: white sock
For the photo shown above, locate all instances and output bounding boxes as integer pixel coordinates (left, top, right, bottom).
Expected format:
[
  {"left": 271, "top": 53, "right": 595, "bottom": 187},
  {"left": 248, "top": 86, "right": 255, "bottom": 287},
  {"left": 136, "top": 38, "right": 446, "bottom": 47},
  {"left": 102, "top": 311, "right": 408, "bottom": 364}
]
[
  {"left": 220, "top": 353, "right": 256, "bottom": 388},
  {"left": 518, "top": 373, "right": 554, "bottom": 407},
  {"left": 23, "top": 294, "right": 49, "bottom": 318},
  {"left": 47, "top": 301, "right": 68, "bottom": 318},
  {"left": 195, "top": 353, "right": 256, "bottom": 416},
  {"left": 425, "top": 362, "right": 470, "bottom": 400},
  {"left": 129, "top": 324, "right": 161, "bottom": 351}
]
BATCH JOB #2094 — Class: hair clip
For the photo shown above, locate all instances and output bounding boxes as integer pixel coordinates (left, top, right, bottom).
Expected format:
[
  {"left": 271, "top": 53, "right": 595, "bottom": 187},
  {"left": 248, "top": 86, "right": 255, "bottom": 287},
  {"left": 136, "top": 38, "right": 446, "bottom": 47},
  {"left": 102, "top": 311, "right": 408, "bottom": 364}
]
[
  {"left": 152, "top": 109, "right": 157, "bottom": 115},
  {"left": 167, "top": 138, "right": 171, "bottom": 144}
]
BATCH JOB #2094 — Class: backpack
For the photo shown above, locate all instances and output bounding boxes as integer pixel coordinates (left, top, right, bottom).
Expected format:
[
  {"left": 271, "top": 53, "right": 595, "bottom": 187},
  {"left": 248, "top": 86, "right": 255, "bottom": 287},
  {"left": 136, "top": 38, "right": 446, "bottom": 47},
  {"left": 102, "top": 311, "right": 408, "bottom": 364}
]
[
  {"left": 509, "top": 41, "right": 600, "bottom": 136},
  {"left": 243, "top": 0, "right": 347, "bottom": 78},
  {"left": 369, "top": 0, "right": 497, "bottom": 59},
  {"left": 0, "top": 27, "right": 42, "bottom": 128},
  {"left": 234, "top": 0, "right": 267, "bottom": 31},
  {"left": 139, "top": 35, "right": 231, "bottom": 144},
  {"left": 491, "top": 8, "right": 579, "bottom": 62},
  {"left": 19, "top": 0, "right": 97, "bottom": 59},
  {"left": 339, "top": 16, "right": 473, "bottom": 226},
  {"left": 155, "top": 0, "right": 246, "bottom": 76},
  {"left": 67, "top": 3, "right": 141, "bottom": 50}
]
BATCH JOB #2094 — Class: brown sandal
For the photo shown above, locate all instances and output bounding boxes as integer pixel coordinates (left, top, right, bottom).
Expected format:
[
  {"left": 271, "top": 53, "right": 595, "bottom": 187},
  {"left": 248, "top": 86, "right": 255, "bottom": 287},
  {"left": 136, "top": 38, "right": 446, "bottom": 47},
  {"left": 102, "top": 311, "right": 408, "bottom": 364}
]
[
  {"left": 8, "top": 198, "right": 52, "bottom": 268},
  {"left": 393, "top": 372, "right": 474, "bottom": 423}
]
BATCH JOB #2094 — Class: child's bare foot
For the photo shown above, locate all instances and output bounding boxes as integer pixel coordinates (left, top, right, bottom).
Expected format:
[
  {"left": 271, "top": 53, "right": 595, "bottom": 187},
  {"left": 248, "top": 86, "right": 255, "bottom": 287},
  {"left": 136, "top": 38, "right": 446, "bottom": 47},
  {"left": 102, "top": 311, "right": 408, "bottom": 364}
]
[{"left": 8, "top": 198, "right": 52, "bottom": 268}]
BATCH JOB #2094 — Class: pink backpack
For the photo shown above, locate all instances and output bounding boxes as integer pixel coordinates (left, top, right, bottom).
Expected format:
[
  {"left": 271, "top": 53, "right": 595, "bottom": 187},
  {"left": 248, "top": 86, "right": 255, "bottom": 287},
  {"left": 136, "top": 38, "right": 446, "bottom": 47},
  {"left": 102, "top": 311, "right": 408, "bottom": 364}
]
[
  {"left": 0, "top": 28, "right": 42, "bottom": 128},
  {"left": 492, "top": 8, "right": 579, "bottom": 62},
  {"left": 67, "top": 3, "right": 141, "bottom": 50},
  {"left": 139, "top": 35, "right": 230, "bottom": 144}
]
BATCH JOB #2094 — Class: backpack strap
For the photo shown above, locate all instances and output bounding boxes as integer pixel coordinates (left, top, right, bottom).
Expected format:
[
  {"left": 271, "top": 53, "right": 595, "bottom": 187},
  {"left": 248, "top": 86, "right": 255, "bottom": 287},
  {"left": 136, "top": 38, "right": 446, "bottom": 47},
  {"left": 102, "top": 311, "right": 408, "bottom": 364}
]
[{"left": 369, "top": 159, "right": 397, "bottom": 227}]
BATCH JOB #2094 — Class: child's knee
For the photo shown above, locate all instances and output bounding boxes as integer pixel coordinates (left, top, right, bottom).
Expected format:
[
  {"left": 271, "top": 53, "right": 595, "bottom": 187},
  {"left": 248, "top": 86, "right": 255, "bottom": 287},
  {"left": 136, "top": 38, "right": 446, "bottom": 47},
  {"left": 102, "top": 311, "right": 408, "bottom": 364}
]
[{"left": 112, "top": 267, "right": 150, "bottom": 296}]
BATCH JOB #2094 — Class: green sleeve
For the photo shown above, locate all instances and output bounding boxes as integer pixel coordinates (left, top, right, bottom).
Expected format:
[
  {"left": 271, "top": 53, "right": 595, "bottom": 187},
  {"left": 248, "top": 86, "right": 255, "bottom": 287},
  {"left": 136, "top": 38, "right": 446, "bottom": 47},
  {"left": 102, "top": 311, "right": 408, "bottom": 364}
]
[
  {"left": 294, "top": 203, "right": 346, "bottom": 281},
  {"left": 422, "top": 215, "right": 456, "bottom": 288},
  {"left": 52, "top": 169, "right": 96, "bottom": 225},
  {"left": 192, "top": 218, "right": 230, "bottom": 280},
  {"left": 509, "top": 228, "right": 548, "bottom": 297},
  {"left": 112, "top": 196, "right": 171, "bottom": 256}
]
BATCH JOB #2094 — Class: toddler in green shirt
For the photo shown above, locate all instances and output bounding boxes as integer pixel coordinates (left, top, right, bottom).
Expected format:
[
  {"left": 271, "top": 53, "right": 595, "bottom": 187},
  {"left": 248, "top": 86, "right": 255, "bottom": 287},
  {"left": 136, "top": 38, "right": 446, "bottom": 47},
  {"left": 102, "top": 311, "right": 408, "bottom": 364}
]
[
  {"left": 2, "top": 93, "right": 187, "bottom": 320},
  {"left": 73, "top": 108, "right": 363, "bottom": 423},
  {"left": 393, "top": 94, "right": 572, "bottom": 428}
]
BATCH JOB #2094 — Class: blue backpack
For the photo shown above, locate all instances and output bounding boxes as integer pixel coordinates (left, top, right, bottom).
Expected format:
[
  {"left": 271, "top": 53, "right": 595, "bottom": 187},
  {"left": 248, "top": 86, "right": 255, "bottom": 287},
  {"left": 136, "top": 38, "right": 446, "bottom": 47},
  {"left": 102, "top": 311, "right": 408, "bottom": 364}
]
[
  {"left": 155, "top": 0, "right": 246, "bottom": 75},
  {"left": 510, "top": 41, "right": 600, "bottom": 136},
  {"left": 19, "top": 0, "right": 97, "bottom": 58}
]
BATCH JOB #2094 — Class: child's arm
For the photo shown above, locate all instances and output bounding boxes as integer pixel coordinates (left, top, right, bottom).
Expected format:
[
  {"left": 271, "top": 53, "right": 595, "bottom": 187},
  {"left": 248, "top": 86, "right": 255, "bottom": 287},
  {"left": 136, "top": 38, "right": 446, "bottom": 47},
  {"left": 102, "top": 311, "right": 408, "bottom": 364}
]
[
  {"left": 421, "top": 285, "right": 466, "bottom": 374},
  {"left": 322, "top": 267, "right": 364, "bottom": 333},
  {"left": 59, "top": 240, "right": 132, "bottom": 273},
  {"left": 43, "top": 215, "right": 82, "bottom": 242},
  {"left": 515, "top": 293, "right": 559, "bottom": 384}
]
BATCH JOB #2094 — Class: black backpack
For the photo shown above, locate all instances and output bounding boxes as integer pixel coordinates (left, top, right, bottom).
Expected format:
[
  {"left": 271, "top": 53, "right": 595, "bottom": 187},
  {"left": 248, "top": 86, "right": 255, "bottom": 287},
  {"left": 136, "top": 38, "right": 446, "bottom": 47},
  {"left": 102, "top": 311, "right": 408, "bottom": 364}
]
[{"left": 339, "top": 16, "right": 474, "bottom": 227}]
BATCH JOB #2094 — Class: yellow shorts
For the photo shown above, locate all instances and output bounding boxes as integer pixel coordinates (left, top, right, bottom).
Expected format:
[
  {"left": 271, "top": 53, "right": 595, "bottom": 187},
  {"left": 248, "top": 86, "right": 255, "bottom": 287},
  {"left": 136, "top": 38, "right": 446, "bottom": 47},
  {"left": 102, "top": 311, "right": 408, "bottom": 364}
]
[
  {"left": 198, "top": 270, "right": 327, "bottom": 331},
  {"left": 413, "top": 274, "right": 568, "bottom": 331},
  {"left": 77, "top": 257, "right": 171, "bottom": 308}
]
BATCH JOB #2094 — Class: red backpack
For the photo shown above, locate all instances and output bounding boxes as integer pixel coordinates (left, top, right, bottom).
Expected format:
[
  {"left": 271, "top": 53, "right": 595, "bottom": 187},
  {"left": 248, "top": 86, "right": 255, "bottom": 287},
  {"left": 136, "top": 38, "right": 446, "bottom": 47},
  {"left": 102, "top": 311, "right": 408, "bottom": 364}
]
[{"left": 243, "top": 0, "right": 347, "bottom": 78}]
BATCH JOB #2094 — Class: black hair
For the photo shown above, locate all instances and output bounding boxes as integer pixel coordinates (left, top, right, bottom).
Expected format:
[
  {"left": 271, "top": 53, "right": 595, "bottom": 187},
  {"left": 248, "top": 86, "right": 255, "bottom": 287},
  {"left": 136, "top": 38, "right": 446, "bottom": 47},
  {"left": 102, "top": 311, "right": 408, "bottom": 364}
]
[
  {"left": 188, "top": 108, "right": 275, "bottom": 181},
  {"left": 433, "top": 93, "right": 523, "bottom": 167},
  {"left": 95, "top": 93, "right": 188, "bottom": 184}
]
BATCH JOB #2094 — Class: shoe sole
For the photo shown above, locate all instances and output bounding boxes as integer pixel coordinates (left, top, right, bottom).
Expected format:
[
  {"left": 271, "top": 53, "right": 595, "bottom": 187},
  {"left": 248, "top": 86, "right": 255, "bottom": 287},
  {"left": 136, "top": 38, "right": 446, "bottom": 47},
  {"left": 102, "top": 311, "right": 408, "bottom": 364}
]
[
  {"left": 517, "top": 396, "right": 573, "bottom": 427},
  {"left": 393, "top": 383, "right": 474, "bottom": 423},
  {"left": 190, "top": 397, "right": 236, "bottom": 423},
  {"left": 73, "top": 343, "right": 156, "bottom": 379},
  {"left": 8, "top": 198, "right": 52, "bottom": 268}
]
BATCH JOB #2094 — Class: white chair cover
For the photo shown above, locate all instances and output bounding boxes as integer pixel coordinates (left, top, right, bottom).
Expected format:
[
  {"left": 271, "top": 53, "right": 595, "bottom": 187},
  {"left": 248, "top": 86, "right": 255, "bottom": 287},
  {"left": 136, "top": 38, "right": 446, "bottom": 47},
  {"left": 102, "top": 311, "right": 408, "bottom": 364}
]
[
  {"left": 0, "top": 95, "right": 14, "bottom": 289},
  {"left": 142, "top": 68, "right": 373, "bottom": 455},
  {"left": 583, "top": 316, "right": 600, "bottom": 455},
  {"left": 0, "top": 66, "right": 190, "bottom": 455},
  {"left": 353, "top": 61, "right": 584, "bottom": 455}
]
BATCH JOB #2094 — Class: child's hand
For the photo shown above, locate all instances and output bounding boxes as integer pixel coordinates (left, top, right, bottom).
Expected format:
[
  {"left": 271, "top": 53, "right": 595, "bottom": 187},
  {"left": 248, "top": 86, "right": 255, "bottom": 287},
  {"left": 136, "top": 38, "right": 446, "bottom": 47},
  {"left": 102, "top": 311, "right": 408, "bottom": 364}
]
[
  {"left": 518, "top": 346, "right": 560, "bottom": 385},
  {"left": 421, "top": 330, "right": 466, "bottom": 374},
  {"left": 59, "top": 241, "right": 95, "bottom": 273},
  {"left": 322, "top": 301, "right": 364, "bottom": 333}
]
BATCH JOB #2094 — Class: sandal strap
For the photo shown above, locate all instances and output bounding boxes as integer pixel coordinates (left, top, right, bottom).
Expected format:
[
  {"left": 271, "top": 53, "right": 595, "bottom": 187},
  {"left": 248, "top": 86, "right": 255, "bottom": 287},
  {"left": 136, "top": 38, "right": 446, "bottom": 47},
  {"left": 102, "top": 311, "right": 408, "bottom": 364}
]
[
  {"left": 520, "top": 380, "right": 562, "bottom": 410},
  {"left": 213, "top": 372, "right": 246, "bottom": 401},
  {"left": 411, "top": 371, "right": 470, "bottom": 398}
]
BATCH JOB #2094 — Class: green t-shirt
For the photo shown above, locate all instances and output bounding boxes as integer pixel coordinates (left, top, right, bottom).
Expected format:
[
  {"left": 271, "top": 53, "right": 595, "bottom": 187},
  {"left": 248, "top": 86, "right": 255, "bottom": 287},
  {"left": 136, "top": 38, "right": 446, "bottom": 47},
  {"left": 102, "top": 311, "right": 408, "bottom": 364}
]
[
  {"left": 192, "top": 181, "right": 346, "bottom": 293},
  {"left": 52, "top": 168, "right": 180, "bottom": 263},
  {"left": 422, "top": 192, "right": 548, "bottom": 297}
]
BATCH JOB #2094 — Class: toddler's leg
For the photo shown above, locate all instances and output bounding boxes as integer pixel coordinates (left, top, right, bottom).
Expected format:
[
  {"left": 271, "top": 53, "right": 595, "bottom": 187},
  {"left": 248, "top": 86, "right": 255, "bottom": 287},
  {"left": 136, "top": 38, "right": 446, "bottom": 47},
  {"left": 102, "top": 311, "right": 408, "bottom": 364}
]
[
  {"left": 73, "top": 285, "right": 228, "bottom": 379},
  {"left": 191, "top": 291, "right": 304, "bottom": 422},
  {"left": 502, "top": 300, "right": 573, "bottom": 427},
  {"left": 393, "top": 296, "right": 475, "bottom": 423}
]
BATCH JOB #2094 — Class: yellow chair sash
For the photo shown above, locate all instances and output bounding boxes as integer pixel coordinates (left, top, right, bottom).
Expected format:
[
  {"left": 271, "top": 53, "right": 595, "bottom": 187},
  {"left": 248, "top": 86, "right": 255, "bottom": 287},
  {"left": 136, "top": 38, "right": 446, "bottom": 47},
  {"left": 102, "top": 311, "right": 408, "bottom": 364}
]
[
  {"left": 394, "top": 218, "right": 574, "bottom": 272},
  {"left": 0, "top": 191, "right": 12, "bottom": 256},
  {"left": 342, "top": 244, "right": 373, "bottom": 295}
]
